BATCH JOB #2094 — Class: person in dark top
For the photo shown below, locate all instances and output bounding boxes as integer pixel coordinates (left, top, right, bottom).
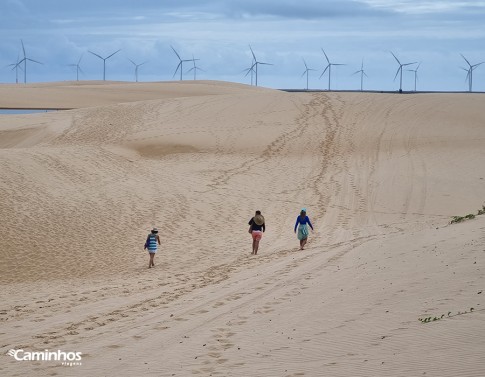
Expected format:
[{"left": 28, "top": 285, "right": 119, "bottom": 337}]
[
  {"left": 248, "top": 210, "right": 265, "bottom": 255},
  {"left": 294, "top": 208, "right": 314, "bottom": 250}
]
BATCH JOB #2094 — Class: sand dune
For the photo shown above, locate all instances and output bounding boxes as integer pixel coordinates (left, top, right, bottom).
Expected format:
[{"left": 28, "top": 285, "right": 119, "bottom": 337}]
[{"left": 1, "top": 81, "right": 484, "bottom": 376}]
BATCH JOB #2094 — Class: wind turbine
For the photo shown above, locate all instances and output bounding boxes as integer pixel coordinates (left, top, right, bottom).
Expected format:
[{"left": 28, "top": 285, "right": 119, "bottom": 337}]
[
  {"left": 7, "top": 54, "right": 23, "bottom": 84},
  {"left": 460, "top": 54, "right": 484, "bottom": 92},
  {"left": 390, "top": 51, "right": 417, "bottom": 92},
  {"left": 88, "top": 49, "right": 121, "bottom": 81},
  {"left": 171, "top": 46, "right": 195, "bottom": 81},
  {"left": 19, "top": 39, "right": 42, "bottom": 83},
  {"left": 186, "top": 55, "right": 204, "bottom": 80},
  {"left": 320, "top": 49, "right": 345, "bottom": 91},
  {"left": 461, "top": 66, "right": 472, "bottom": 92},
  {"left": 128, "top": 59, "right": 147, "bottom": 82},
  {"left": 242, "top": 56, "right": 256, "bottom": 85},
  {"left": 249, "top": 45, "right": 272, "bottom": 87},
  {"left": 406, "top": 62, "right": 421, "bottom": 92},
  {"left": 352, "top": 59, "right": 368, "bottom": 91},
  {"left": 68, "top": 54, "right": 84, "bottom": 81},
  {"left": 301, "top": 59, "right": 316, "bottom": 90}
]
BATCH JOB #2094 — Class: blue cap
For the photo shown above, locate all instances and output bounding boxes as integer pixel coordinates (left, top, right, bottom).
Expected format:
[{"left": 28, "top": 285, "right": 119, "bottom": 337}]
[{"left": 301, "top": 208, "right": 307, "bottom": 212}]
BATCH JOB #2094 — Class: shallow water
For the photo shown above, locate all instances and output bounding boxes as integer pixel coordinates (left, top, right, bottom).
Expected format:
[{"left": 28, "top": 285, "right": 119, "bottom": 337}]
[{"left": 0, "top": 109, "right": 56, "bottom": 115}]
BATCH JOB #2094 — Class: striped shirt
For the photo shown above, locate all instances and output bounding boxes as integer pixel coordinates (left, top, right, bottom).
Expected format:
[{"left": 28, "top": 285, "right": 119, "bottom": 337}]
[{"left": 147, "top": 234, "right": 158, "bottom": 251}]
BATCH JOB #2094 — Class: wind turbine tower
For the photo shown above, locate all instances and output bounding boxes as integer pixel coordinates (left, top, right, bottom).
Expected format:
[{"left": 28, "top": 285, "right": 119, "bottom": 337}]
[
  {"left": 68, "top": 54, "right": 84, "bottom": 81},
  {"left": 460, "top": 54, "right": 483, "bottom": 92},
  {"left": 320, "top": 49, "right": 345, "bottom": 91},
  {"left": 301, "top": 59, "right": 316, "bottom": 90},
  {"left": 88, "top": 49, "right": 121, "bottom": 81},
  {"left": 7, "top": 54, "right": 23, "bottom": 84},
  {"left": 19, "top": 40, "right": 42, "bottom": 83},
  {"left": 352, "top": 59, "right": 368, "bottom": 91},
  {"left": 406, "top": 63, "right": 421, "bottom": 92},
  {"left": 249, "top": 45, "right": 272, "bottom": 87},
  {"left": 128, "top": 59, "right": 147, "bottom": 82},
  {"left": 390, "top": 51, "right": 417, "bottom": 92}
]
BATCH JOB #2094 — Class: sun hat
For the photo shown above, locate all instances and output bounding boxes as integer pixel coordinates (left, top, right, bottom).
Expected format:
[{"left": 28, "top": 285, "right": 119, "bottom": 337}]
[
  {"left": 151, "top": 227, "right": 158, "bottom": 233},
  {"left": 254, "top": 214, "right": 265, "bottom": 226},
  {"left": 301, "top": 208, "right": 307, "bottom": 212}
]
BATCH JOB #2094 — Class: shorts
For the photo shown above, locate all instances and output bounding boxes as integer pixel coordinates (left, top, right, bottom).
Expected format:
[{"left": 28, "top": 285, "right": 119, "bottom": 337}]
[
  {"left": 148, "top": 249, "right": 157, "bottom": 254},
  {"left": 252, "top": 230, "right": 263, "bottom": 241}
]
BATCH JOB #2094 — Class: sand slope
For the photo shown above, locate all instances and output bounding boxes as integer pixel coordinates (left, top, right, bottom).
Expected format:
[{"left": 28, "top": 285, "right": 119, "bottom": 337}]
[{"left": 0, "top": 81, "right": 484, "bottom": 376}]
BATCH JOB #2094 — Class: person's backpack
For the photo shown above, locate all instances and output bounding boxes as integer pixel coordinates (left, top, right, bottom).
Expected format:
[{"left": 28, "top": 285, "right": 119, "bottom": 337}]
[{"left": 144, "top": 234, "right": 151, "bottom": 250}]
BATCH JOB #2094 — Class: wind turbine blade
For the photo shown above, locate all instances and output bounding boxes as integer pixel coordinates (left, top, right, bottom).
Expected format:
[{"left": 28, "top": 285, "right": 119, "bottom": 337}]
[
  {"left": 21, "top": 39, "right": 26, "bottom": 58},
  {"left": 140, "top": 61, "right": 148, "bottom": 66},
  {"left": 171, "top": 46, "right": 181, "bottom": 61},
  {"left": 302, "top": 58, "right": 308, "bottom": 70},
  {"left": 106, "top": 49, "right": 121, "bottom": 59},
  {"left": 321, "top": 49, "right": 330, "bottom": 64},
  {"left": 249, "top": 45, "right": 257, "bottom": 61},
  {"left": 416, "top": 62, "right": 421, "bottom": 71},
  {"left": 259, "top": 62, "right": 273, "bottom": 66},
  {"left": 243, "top": 68, "right": 253, "bottom": 77},
  {"left": 27, "top": 58, "right": 42, "bottom": 65},
  {"left": 78, "top": 67, "right": 85, "bottom": 75},
  {"left": 472, "top": 62, "right": 484, "bottom": 68},
  {"left": 319, "top": 65, "right": 329, "bottom": 79},
  {"left": 128, "top": 58, "right": 136, "bottom": 66},
  {"left": 394, "top": 68, "right": 400, "bottom": 81},
  {"left": 363, "top": 72, "right": 369, "bottom": 78},
  {"left": 352, "top": 70, "right": 360, "bottom": 76},
  {"left": 460, "top": 54, "right": 471, "bottom": 67},
  {"left": 390, "top": 51, "right": 400, "bottom": 65},
  {"left": 89, "top": 51, "right": 103, "bottom": 60},
  {"left": 403, "top": 62, "right": 417, "bottom": 67},
  {"left": 173, "top": 62, "right": 182, "bottom": 78},
  {"left": 301, "top": 71, "right": 307, "bottom": 78},
  {"left": 78, "top": 54, "right": 83, "bottom": 64},
  {"left": 333, "top": 63, "right": 345, "bottom": 66}
]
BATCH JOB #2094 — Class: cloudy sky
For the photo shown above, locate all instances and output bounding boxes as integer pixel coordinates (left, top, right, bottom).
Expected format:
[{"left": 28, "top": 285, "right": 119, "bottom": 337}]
[{"left": 1, "top": 0, "right": 484, "bottom": 91}]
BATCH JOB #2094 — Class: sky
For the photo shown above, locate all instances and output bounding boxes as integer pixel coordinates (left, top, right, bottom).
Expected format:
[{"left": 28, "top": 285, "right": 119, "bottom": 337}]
[{"left": 1, "top": 0, "right": 484, "bottom": 91}]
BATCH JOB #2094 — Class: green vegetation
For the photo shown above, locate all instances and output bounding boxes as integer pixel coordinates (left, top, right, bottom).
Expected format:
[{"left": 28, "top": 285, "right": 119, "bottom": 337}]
[
  {"left": 450, "top": 205, "right": 485, "bottom": 224},
  {"left": 419, "top": 308, "right": 475, "bottom": 324}
]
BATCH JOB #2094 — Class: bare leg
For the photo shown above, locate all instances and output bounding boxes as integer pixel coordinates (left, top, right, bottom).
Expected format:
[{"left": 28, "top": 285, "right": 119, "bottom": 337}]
[
  {"left": 300, "top": 239, "right": 304, "bottom": 250},
  {"left": 252, "top": 239, "right": 256, "bottom": 254},
  {"left": 301, "top": 239, "right": 307, "bottom": 250},
  {"left": 254, "top": 240, "right": 260, "bottom": 255},
  {"left": 149, "top": 253, "right": 155, "bottom": 268}
]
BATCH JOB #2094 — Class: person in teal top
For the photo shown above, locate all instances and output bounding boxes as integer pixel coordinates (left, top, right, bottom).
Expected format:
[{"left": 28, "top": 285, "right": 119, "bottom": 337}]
[{"left": 294, "top": 208, "right": 314, "bottom": 250}]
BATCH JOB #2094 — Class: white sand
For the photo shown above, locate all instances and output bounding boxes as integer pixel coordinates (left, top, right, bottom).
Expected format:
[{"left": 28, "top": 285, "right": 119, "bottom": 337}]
[{"left": 0, "top": 81, "right": 484, "bottom": 376}]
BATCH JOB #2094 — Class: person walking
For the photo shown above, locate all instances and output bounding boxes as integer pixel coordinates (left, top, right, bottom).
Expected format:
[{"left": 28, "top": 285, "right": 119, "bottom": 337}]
[
  {"left": 294, "top": 208, "right": 314, "bottom": 250},
  {"left": 248, "top": 210, "right": 265, "bottom": 255},
  {"left": 144, "top": 227, "right": 161, "bottom": 268}
]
